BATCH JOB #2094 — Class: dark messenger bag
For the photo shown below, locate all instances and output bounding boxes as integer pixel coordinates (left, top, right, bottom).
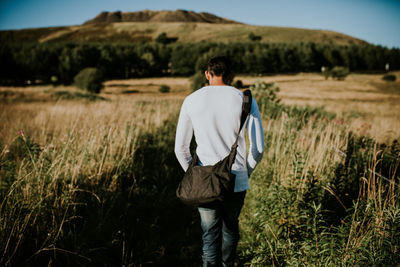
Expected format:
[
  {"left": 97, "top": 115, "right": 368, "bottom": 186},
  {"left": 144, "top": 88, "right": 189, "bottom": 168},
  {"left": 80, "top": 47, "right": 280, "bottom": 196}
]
[{"left": 176, "top": 90, "right": 252, "bottom": 206}]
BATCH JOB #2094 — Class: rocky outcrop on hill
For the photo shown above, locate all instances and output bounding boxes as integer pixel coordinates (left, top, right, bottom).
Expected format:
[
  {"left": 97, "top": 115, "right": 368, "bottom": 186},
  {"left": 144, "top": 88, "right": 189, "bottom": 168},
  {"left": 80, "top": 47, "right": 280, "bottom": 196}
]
[{"left": 84, "top": 9, "right": 239, "bottom": 24}]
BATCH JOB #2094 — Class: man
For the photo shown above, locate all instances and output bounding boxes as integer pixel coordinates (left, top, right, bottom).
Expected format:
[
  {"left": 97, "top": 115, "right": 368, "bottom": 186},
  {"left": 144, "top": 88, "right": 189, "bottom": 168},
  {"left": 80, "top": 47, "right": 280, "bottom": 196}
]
[{"left": 174, "top": 56, "right": 264, "bottom": 266}]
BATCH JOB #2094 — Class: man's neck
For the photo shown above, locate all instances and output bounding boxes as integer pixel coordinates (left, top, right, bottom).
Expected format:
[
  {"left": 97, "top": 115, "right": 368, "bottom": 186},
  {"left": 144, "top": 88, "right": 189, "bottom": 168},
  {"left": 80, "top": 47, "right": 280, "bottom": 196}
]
[
  {"left": 209, "top": 78, "right": 226, "bottom": 86},
  {"left": 209, "top": 82, "right": 226, "bottom": 86}
]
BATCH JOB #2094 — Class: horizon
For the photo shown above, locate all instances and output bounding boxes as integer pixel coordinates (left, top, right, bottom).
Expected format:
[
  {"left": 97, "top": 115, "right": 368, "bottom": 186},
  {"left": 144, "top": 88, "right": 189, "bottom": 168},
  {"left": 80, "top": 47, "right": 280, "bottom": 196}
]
[{"left": 0, "top": 0, "right": 399, "bottom": 48}]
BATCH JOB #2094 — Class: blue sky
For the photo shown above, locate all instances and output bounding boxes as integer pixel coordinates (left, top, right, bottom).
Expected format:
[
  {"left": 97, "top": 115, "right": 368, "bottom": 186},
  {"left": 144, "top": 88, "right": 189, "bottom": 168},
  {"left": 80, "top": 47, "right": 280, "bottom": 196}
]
[{"left": 0, "top": 0, "right": 399, "bottom": 48}]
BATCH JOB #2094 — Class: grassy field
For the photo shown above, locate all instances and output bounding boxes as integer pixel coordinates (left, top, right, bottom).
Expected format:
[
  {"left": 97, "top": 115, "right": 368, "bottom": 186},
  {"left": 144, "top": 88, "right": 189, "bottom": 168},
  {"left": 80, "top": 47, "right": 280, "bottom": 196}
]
[
  {"left": 3, "top": 72, "right": 397, "bottom": 142},
  {"left": 0, "top": 72, "right": 399, "bottom": 265},
  {"left": 238, "top": 71, "right": 400, "bottom": 143},
  {"left": 103, "top": 71, "right": 400, "bottom": 143}
]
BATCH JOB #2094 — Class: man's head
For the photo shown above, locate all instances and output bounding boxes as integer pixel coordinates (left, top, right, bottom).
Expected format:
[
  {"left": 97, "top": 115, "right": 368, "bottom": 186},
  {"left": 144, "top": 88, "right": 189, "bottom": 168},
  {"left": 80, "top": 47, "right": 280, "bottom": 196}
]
[{"left": 205, "top": 56, "right": 234, "bottom": 86}]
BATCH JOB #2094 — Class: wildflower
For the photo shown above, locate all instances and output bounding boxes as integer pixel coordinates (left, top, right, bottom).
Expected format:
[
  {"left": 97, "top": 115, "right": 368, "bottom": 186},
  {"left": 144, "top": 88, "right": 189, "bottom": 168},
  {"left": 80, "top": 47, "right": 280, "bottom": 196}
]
[{"left": 18, "top": 130, "right": 24, "bottom": 136}]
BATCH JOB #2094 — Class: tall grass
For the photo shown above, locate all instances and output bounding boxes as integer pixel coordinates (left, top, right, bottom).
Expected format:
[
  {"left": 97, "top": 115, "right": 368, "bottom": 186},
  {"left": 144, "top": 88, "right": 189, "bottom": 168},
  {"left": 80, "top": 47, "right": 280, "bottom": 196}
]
[
  {"left": 238, "top": 98, "right": 400, "bottom": 266},
  {"left": 0, "top": 99, "right": 202, "bottom": 266},
  {"left": 0, "top": 94, "right": 398, "bottom": 265}
]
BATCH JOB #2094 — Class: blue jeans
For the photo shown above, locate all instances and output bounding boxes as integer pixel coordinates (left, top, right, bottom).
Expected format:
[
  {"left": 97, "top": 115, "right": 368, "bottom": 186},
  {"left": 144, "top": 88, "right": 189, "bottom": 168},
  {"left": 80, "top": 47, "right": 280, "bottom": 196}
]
[{"left": 198, "top": 191, "right": 246, "bottom": 267}]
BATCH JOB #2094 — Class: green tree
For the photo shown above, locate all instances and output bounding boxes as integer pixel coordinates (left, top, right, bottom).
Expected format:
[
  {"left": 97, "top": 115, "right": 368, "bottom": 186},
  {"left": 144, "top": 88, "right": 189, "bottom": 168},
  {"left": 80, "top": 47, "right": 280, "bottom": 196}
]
[
  {"left": 74, "top": 67, "right": 103, "bottom": 93},
  {"left": 170, "top": 45, "right": 198, "bottom": 75},
  {"left": 190, "top": 71, "right": 207, "bottom": 91},
  {"left": 330, "top": 66, "right": 349, "bottom": 80}
]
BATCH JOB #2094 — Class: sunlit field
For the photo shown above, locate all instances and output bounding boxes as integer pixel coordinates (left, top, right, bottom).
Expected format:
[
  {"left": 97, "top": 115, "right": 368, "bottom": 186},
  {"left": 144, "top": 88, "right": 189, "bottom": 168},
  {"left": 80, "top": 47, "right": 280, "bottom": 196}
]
[
  {"left": 239, "top": 71, "right": 400, "bottom": 143},
  {"left": 2, "top": 72, "right": 399, "bottom": 142},
  {"left": 0, "top": 72, "right": 399, "bottom": 266}
]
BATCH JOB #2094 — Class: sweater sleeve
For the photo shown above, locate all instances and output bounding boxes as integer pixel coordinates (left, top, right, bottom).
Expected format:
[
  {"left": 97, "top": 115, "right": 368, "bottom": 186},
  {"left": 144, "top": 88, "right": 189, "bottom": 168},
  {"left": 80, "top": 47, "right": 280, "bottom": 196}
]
[
  {"left": 174, "top": 100, "right": 194, "bottom": 171},
  {"left": 246, "top": 98, "right": 264, "bottom": 176}
]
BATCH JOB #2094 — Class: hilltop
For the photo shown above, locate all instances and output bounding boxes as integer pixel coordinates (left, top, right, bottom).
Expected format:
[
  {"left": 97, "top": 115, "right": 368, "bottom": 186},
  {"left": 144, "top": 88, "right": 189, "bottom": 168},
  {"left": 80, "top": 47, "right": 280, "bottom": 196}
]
[
  {"left": 0, "top": 10, "right": 367, "bottom": 45},
  {"left": 84, "top": 9, "right": 239, "bottom": 24}
]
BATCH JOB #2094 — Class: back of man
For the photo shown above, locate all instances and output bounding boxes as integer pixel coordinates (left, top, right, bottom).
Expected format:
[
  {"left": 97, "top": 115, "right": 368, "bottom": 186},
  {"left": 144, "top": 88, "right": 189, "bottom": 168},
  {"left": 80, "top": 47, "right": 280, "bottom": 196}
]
[
  {"left": 180, "top": 85, "right": 246, "bottom": 168},
  {"left": 175, "top": 56, "right": 264, "bottom": 266}
]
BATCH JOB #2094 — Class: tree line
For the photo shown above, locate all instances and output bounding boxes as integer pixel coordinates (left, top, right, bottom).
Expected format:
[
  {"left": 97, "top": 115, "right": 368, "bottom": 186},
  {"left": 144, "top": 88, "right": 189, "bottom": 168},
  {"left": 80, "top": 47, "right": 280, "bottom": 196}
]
[{"left": 1, "top": 41, "right": 399, "bottom": 85}]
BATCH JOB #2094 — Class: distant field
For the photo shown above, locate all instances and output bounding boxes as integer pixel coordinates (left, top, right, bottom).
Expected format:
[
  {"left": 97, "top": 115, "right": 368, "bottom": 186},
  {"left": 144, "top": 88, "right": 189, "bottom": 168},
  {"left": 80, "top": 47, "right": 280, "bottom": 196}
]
[
  {"left": 103, "top": 72, "right": 400, "bottom": 142},
  {"left": 1, "top": 72, "right": 399, "bottom": 143},
  {"left": 238, "top": 72, "right": 400, "bottom": 142}
]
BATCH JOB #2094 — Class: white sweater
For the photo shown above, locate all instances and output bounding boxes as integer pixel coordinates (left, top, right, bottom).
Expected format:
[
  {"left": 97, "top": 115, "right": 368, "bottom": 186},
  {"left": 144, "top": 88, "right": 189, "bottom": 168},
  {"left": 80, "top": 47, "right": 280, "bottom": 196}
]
[{"left": 174, "top": 85, "right": 264, "bottom": 192}]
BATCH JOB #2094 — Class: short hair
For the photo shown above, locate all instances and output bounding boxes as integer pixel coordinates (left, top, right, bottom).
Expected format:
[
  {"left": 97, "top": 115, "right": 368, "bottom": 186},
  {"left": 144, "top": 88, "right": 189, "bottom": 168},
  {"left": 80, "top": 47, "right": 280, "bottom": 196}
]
[{"left": 207, "top": 56, "right": 234, "bottom": 85}]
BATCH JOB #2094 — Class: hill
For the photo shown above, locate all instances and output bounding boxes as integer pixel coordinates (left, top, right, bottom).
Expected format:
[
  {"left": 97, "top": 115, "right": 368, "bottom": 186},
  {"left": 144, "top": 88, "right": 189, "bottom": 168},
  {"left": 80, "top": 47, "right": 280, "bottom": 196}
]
[
  {"left": 84, "top": 9, "right": 239, "bottom": 24},
  {"left": 0, "top": 10, "right": 367, "bottom": 45}
]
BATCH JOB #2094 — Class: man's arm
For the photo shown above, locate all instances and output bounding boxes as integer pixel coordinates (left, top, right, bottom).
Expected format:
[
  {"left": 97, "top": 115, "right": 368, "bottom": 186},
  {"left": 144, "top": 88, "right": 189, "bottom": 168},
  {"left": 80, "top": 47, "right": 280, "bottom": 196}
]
[
  {"left": 174, "top": 101, "right": 194, "bottom": 171},
  {"left": 246, "top": 98, "right": 264, "bottom": 176}
]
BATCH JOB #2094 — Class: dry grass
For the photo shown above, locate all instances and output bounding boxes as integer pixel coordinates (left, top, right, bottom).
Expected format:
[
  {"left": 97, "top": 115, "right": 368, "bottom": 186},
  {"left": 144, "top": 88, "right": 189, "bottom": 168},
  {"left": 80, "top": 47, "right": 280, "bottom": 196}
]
[
  {"left": 0, "top": 96, "right": 183, "bottom": 266},
  {"left": 0, "top": 97, "right": 180, "bottom": 146},
  {"left": 237, "top": 71, "right": 400, "bottom": 143},
  {"left": 103, "top": 77, "right": 190, "bottom": 96},
  {"left": 1, "top": 72, "right": 399, "bottom": 143}
]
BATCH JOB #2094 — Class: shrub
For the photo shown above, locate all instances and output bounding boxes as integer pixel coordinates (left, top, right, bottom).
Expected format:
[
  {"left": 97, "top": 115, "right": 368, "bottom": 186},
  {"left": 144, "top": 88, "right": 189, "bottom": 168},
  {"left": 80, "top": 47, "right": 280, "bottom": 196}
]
[
  {"left": 382, "top": 74, "right": 396, "bottom": 81},
  {"left": 155, "top": 32, "right": 178, "bottom": 45},
  {"left": 50, "top": 75, "right": 58, "bottom": 86},
  {"left": 158, "top": 84, "right": 170, "bottom": 93},
  {"left": 248, "top": 32, "right": 262, "bottom": 41},
  {"left": 330, "top": 66, "right": 349, "bottom": 80},
  {"left": 74, "top": 67, "right": 103, "bottom": 93},
  {"left": 249, "top": 80, "right": 280, "bottom": 103},
  {"left": 190, "top": 71, "right": 208, "bottom": 91}
]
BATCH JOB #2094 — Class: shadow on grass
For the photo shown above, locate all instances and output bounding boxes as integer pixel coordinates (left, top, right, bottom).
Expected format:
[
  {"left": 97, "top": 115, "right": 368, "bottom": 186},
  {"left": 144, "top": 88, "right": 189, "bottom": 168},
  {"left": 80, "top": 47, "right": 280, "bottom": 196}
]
[
  {"left": 21, "top": 118, "right": 201, "bottom": 266},
  {"left": 121, "top": 89, "right": 140, "bottom": 94},
  {"left": 371, "top": 81, "right": 400, "bottom": 95}
]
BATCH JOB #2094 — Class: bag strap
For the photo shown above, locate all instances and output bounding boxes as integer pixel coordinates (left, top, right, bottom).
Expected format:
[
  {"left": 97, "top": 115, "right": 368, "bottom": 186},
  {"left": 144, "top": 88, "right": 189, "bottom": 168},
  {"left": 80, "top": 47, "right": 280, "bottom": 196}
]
[
  {"left": 231, "top": 90, "right": 252, "bottom": 149},
  {"left": 227, "top": 89, "right": 252, "bottom": 170},
  {"left": 240, "top": 90, "right": 252, "bottom": 131}
]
